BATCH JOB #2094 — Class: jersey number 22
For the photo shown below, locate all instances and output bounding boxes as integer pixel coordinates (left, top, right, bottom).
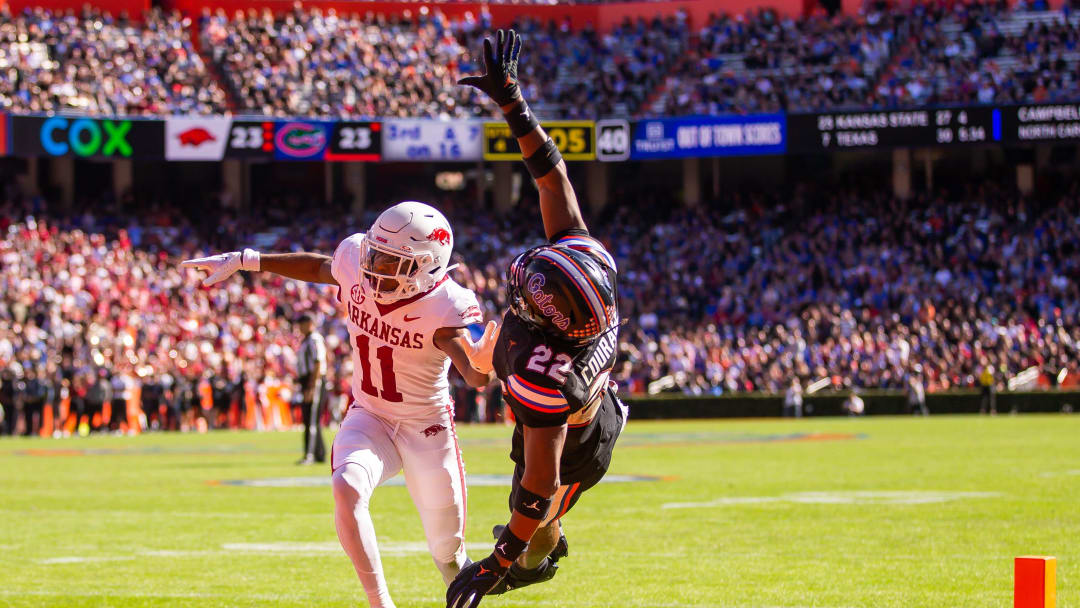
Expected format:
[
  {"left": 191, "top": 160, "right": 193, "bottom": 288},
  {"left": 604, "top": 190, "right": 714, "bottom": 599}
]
[{"left": 526, "top": 345, "right": 572, "bottom": 383}]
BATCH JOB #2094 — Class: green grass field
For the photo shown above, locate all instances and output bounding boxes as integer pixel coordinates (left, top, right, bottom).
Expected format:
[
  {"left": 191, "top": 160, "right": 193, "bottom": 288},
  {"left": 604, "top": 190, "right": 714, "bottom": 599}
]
[{"left": 0, "top": 415, "right": 1076, "bottom": 607}]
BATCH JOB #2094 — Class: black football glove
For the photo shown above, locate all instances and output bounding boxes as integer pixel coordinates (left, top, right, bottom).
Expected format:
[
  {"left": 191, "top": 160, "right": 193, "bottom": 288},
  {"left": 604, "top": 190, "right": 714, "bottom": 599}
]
[
  {"left": 445, "top": 554, "right": 507, "bottom": 608},
  {"left": 458, "top": 29, "right": 523, "bottom": 107}
]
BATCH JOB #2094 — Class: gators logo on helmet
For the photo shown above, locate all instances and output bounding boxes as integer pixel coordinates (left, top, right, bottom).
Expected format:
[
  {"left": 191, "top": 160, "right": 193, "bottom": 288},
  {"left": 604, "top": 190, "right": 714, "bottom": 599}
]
[{"left": 507, "top": 245, "right": 617, "bottom": 345}]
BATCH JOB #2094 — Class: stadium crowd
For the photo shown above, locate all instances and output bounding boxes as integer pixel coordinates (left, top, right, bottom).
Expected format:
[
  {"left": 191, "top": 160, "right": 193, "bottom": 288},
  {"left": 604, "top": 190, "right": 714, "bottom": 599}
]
[
  {"left": 199, "top": 6, "right": 487, "bottom": 118},
  {"left": 2, "top": 178, "right": 1079, "bottom": 435},
  {"left": 200, "top": 7, "right": 690, "bottom": 119},
  {"left": 655, "top": 7, "right": 906, "bottom": 115},
  {"left": 878, "top": 1, "right": 1080, "bottom": 107},
  {"left": 0, "top": 7, "right": 228, "bottom": 115},
  {"left": 6, "top": 3, "right": 1080, "bottom": 118},
  {"left": 601, "top": 184, "right": 1080, "bottom": 395}
]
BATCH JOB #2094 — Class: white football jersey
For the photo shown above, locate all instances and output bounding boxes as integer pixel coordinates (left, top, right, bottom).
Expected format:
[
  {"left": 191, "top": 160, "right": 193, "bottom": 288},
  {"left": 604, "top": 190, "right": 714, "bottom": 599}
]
[{"left": 331, "top": 233, "right": 484, "bottom": 420}]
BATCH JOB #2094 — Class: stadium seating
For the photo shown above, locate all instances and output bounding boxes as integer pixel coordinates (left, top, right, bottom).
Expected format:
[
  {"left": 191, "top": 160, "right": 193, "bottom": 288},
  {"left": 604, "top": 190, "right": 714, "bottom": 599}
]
[
  {"left": 653, "top": 8, "right": 906, "bottom": 115},
  {"left": 0, "top": 7, "right": 228, "bottom": 115},
  {"left": 5, "top": 4, "right": 1080, "bottom": 118},
  {"left": 2, "top": 181, "right": 1077, "bottom": 421},
  {"left": 879, "top": 4, "right": 1080, "bottom": 106},
  {"left": 200, "top": 6, "right": 488, "bottom": 118}
]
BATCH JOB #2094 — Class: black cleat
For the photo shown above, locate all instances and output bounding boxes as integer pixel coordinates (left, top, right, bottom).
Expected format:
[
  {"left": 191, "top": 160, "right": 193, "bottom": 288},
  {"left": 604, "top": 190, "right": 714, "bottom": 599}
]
[{"left": 550, "top": 532, "right": 568, "bottom": 562}]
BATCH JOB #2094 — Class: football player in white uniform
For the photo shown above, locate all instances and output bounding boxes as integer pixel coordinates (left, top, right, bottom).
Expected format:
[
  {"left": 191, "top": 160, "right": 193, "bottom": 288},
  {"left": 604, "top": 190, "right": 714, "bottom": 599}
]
[{"left": 181, "top": 201, "right": 500, "bottom": 608}]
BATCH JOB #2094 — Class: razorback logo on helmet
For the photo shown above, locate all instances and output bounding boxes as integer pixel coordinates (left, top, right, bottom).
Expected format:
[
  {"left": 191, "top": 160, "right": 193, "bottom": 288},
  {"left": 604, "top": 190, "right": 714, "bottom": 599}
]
[
  {"left": 177, "top": 127, "right": 215, "bottom": 147},
  {"left": 460, "top": 305, "right": 482, "bottom": 321},
  {"left": 427, "top": 228, "right": 451, "bottom": 246},
  {"left": 527, "top": 273, "right": 570, "bottom": 330}
]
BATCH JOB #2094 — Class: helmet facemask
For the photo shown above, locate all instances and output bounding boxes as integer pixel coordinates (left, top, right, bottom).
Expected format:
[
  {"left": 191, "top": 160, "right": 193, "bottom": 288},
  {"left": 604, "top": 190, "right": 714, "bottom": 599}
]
[{"left": 360, "top": 237, "right": 434, "bottom": 304}]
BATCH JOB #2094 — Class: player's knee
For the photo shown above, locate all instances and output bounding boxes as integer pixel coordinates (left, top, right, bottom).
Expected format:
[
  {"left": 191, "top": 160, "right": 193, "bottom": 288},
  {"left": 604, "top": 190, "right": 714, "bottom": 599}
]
[{"left": 332, "top": 464, "right": 375, "bottom": 507}]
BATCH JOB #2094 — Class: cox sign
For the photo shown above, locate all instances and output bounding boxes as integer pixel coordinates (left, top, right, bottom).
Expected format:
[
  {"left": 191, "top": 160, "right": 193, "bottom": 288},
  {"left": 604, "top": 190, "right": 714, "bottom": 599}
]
[
  {"left": 40, "top": 117, "right": 134, "bottom": 157},
  {"left": 11, "top": 116, "right": 164, "bottom": 158}
]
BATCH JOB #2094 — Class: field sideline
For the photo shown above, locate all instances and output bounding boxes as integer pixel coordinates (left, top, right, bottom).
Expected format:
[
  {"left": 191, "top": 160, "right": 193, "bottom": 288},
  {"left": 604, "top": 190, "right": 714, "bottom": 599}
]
[{"left": 0, "top": 415, "right": 1075, "bottom": 607}]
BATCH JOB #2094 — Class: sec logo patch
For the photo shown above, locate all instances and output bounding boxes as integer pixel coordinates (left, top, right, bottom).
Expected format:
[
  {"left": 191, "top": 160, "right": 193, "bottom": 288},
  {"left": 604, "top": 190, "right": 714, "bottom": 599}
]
[{"left": 350, "top": 284, "right": 366, "bottom": 305}]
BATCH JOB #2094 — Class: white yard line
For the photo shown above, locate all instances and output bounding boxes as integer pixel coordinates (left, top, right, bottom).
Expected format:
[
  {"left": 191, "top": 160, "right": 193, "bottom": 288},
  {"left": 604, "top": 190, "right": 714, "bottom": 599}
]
[
  {"left": 36, "top": 541, "right": 495, "bottom": 565},
  {"left": 664, "top": 490, "right": 1001, "bottom": 509}
]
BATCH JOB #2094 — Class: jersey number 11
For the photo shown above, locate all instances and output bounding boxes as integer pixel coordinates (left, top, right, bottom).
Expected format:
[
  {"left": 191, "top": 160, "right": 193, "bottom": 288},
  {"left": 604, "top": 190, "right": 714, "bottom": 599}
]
[{"left": 355, "top": 335, "right": 403, "bottom": 402}]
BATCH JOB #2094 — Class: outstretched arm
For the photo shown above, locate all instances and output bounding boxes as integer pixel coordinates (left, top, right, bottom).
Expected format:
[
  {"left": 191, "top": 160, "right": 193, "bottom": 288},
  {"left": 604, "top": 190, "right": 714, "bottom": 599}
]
[
  {"left": 503, "top": 108, "right": 586, "bottom": 240},
  {"left": 459, "top": 29, "right": 587, "bottom": 239},
  {"left": 499, "top": 423, "right": 565, "bottom": 561},
  {"left": 181, "top": 249, "right": 337, "bottom": 287},
  {"left": 261, "top": 253, "right": 337, "bottom": 285},
  {"left": 433, "top": 326, "right": 495, "bottom": 388}
]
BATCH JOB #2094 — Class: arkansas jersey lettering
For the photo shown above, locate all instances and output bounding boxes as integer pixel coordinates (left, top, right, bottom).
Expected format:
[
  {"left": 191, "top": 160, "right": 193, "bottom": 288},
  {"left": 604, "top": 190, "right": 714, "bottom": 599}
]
[
  {"left": 331, "top": 231, "right": 483, "bottom": 418},
  {"left": 347, "top": 301, "right": 424, "bottom": 349}
]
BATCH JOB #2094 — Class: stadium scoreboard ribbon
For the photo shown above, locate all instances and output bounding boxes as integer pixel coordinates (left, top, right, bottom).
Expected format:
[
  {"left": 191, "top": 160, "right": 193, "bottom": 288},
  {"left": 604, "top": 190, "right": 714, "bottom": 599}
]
[
  {"left": 224, "top": 120, "right": 276, "bottom": 158},
  {"left": 274, "top": 121, "right": 332, "bottom": 161},
  {"left": 788, "top": 107, "right": 1000, "bottom": 152},
  {"left": 1001, "top": 104, "right": 1080, "bottom": 142},
  {"left": 595, "top": 119, "right": 631, "bottom": 162},
  {"left": 325, "top": 121, "right": 382, "bottom": 162},
  {"left": 484, "top": 121, "right": 595, "bottom": 161},
  {"left": 1015, "top": 556, "right": 1056, "bottom": 608},
  {"left": 16, "top": 102, "right": 1080, "bottom": 161},
  {"left": 165, "top": 117, "right": 231, "bottom": 161},
  {"left": 13, "top": 115, "right": 164, "bottom": 159},
  {"left": 383, "top": 119, "right": 481, "bottom": 161},
  {"left": 629, "top": 115, "right": 786, "bottom": 159}
]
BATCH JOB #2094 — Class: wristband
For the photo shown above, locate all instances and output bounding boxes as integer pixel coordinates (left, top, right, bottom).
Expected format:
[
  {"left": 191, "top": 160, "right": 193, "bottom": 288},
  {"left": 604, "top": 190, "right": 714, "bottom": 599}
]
[
  {"left": 503, "top": 99, "right": 539, "bottom": 138},
  {"left": 523, "top": 138, "right": 562, "bottom": 180},
  {"left": 512, "top": 485, "right": 552, "bottom": 520},
  {"left": 493, "top": 526, "right": 530, "bottom": 563},
  {"left": 241, "top": 248, "right": 261, "bottom": 272}
]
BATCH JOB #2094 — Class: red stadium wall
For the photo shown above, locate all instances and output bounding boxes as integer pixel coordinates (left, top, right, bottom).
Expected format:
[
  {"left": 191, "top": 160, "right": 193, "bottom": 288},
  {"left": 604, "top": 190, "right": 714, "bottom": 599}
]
[
  {"left": 0, "top": 0, "right": 1068, "bottom": 22},
  {"left": 165, "top": 0, "right": 809, "bottom": 29},
  {"left": 1, "top": 0, "right": 149, "bottom": 16}
]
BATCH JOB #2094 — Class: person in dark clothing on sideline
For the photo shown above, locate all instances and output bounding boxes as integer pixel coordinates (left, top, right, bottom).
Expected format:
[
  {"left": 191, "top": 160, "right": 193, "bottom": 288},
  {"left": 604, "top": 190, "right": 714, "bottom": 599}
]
[
  {"left": 295, "top": 314, "right": 327, "bottom": 464},
  {"left": 211, "top": 367, "right": 232, "bottom": 429},
  {"left": 86, "top": 368, "right": 112, "bottom": 433},
  {"left": 22, "top": 366, "right": 47, "bottom": 436},
  {"left": 44, "top": 363, "right": 60, "bottom": 437},
  {"left": 0, "top": 367, "right": 15, "bottom": 435},
  {"left": 141, "top": 375, "right": 163, "bottom": 430}
]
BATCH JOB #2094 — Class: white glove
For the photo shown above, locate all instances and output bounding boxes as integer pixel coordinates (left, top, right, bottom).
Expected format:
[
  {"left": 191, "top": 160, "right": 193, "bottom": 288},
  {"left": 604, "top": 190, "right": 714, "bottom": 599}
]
[
  {"left": 180, "top": 248, "right": 261, "bottom": 286},
  {"left": 463, "top": 320, "right": 500, "bottom": 375}
]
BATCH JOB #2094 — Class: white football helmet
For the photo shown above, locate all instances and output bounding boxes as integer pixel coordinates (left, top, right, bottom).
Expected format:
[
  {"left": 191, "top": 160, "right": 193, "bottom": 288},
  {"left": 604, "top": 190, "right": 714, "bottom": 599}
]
[{"left": 361, "top": 201, "right": 455, "bottom": 304}]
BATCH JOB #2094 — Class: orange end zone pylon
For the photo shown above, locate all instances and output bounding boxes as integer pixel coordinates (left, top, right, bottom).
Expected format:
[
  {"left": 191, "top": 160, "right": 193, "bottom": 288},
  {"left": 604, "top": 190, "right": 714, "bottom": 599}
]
[{"left": 1015, "top": 556, "right": 1056, "bottom": 608}]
